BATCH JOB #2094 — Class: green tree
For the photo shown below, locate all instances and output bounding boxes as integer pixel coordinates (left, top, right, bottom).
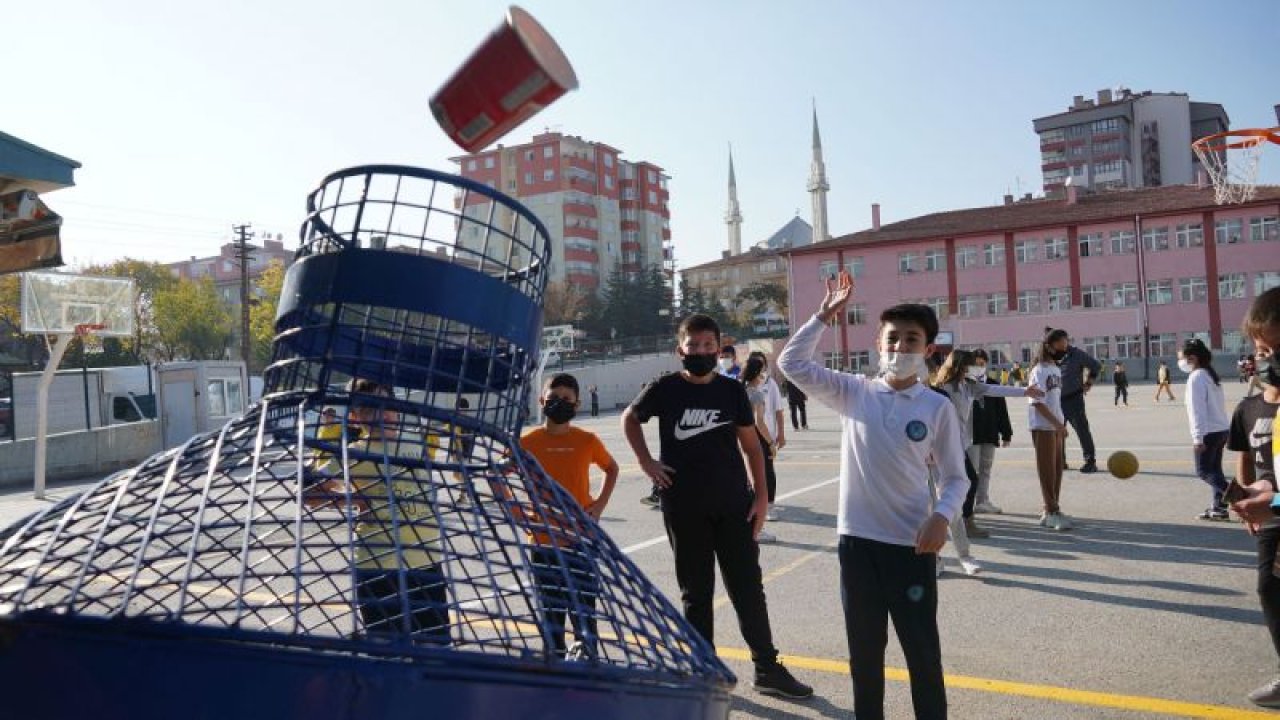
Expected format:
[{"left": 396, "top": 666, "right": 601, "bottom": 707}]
[
  {"left": 594, "top": 265, "right": 672, "bottom": 339},
  {"left": 153, "top": 276, "right": 234, "bottom": 361},
  {"left": 83, "top": 258, "right": 178, "bottom": 365},
  {"left": 677, "top": 275, "right": 715, "bottom": 320},
  {"left": 248, "top": 260, "right": 286, "bottom": 372},
  {"left": 735, "top": 281, "right": 789, "bottom": 335}
]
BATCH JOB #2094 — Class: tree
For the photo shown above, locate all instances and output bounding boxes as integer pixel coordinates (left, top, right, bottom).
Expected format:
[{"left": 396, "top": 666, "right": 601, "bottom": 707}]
[
  {"left": 153, "top": 276, "right": 234, "bottom": 361},
  {"left": 677, "top": 275, "right": 715, "bottom": 320},
  {"left": 593, "top": 265, "right": 672, "bottom": 339},
  {"left": 736, "top": 282, "right": 788, "bottom": 321},
  {"left": 248, "top": 260, "right": 287, "bottom": 372},
  {"left": 542, "top": 281, "right": 591, "bottom": 327}
]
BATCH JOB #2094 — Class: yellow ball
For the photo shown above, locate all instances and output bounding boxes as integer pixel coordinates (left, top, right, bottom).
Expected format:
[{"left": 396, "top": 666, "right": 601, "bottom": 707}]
[{"left": 1107, "top": 451, "right": 1139, "bottom": 479}]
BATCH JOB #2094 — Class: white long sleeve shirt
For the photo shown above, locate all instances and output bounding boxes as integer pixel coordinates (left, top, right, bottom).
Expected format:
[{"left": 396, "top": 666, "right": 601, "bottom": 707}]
[
  {"left": 1185, "top": 368, "right": 1230, "bottom": 443},
  {"left": 777, "top": 315, "right": 970, "bottom": 546}
]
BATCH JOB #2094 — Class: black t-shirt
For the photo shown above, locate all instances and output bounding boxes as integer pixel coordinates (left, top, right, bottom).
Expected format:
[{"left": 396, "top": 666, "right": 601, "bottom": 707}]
[
  {"left": 629, "top": 372, "right": 755, "bottom": 513},
  {"left": 1230, "top": 394, "right": 1278, "bottom": 490}
]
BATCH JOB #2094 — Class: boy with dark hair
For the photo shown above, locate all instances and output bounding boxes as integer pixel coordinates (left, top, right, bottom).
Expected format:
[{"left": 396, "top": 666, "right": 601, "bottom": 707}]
[
  {"left": 778, "top": 272, "right": 968, "bottom": 719},
  {"left": 717, "top": 344, "right": 741, "bottom": 379},
  {"left": 622, "top": 313, "right": 813, "bottom": 699},
  {"left": 520, "top": 372, "right": 618, "bottom": 658}
]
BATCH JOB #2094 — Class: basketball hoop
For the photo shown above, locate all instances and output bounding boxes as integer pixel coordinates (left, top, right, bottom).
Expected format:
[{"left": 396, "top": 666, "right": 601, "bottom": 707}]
[
  {"left": 73, "top": 322, "right": 106, "bottom": 337},
  {"left": 1191, "top": 127, "right": 1280, "bottom": 205}
]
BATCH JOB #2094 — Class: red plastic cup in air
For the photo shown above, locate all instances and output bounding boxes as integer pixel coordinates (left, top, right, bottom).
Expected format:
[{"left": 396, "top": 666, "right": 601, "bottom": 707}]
[{"left": 430, "top": 6, "right": 579, "bottom": 153}]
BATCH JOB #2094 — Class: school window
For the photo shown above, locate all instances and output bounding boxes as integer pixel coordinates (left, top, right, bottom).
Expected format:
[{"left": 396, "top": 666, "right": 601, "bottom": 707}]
[
  {"left": 1221, "top": 330, "right": 1244, "bottom": 353},
  {"left": 1114, "top": 334, "right": 1142, "bottom": 359},
  {"left": 819, "top": 260, "right": 838, "bottom": 280},
  {"left": 523, "top": 172, "right": 533, "bottom": 185},
  {"left": 898, "top": 252, "right": 917, "bottom": 273},
  {"left": 1256, "top": 271, "right": 1280, "bottom": 295},
  {"left": 849, "top": 351, "right": 871, "bottom": 372},
  {"left": 823, "top": 352, "right": 844, "bottom": 370},
  {"left": 483, "top": 157, "right": 495, "bottom": 169},
  {"left": 1044, "top": 236, "right": 1068, "bottom": 261},
  {"left": 1078, "top": 233, "right": 1103, "bottom": 257},
  {"left": 1091, "top": 118, "right": 1123, "bottom": 133},
  {"left": 1014, "top": 240, "right": 1038, "bottom": 264},
  {"left": 844, "top": 257, "right": 864, "bottom": 278},
  {"left": 506, "top": 179, "right": 516, "bottom": 191},
  {"left": 542, "top": 145, "right": 554, "bottom": 159},
  {"left": 603, "top": 154, "right": 613, "bottom": 168},
  {"left": 1110, "top": 230, "right": 1135, "bottom": 254},
  {"left": 958, "top": 295, "right": 981, "bottom": 317},
  {"left": 604, "top": 176, "right": 613, "bottom": 189},
  {"left": 647, "top": 170, "right": 657, "bottom": 184},
  {"left": 928, "top": 298, "right": 949, "bottom": 319},
  {"left": 648, "top": 191, "right": 657, "bottom": 204},
  {"left": 1178, "top": 277, "right": 1207, "bottom": 303},
  {"left": 924, "top": 249, "right": 945, "bottom": 272},
  {"left": 984, "top": 243, "right": 1005, "bottom": 266},
  {"left": 1145, "top": 279, "right": 1173, "bottom": 305},
  {"left": 1047, "top": 287, "right": 1072, "bottom": 312},
  {"left": 1218, "top": 273, "right": 1246, "bottom": 300},
  {"left": 758, "top": 259, "right": 778, "bottom": 274},
  {"left": 1149, "top": 333, "right": 1178, "bottom": 357},
  {"left": 1095, "top": 159, "right": 1124, "bottom": 175},
  {"left": 1082, "top": 336, "right": 1109, "bottom": 359},
  {"left": 986, "top": 292, "right": 1008, "bottom": 315},
  {"left": 1016, "top": 290, "right": 1041, "bottom": 314},
  {"left": 466, "top": 159, "right": 477, "bottom": 172},
  {"left": 1081, "top": 285, "right": 1105, "bottom": 308},
  {"left": 543, "top": 169, "right": 555, "bottom": 182},
  {"left": 846, "top": 304, "right": 866, "bottom": 325},
  {"left": 1141, "top": 226, "right": 1170, "bottom": 252},
  {"left": 1174, "top": 223, "right": 1203, "bottom": 248},
  {"left": 1215, "top": 219, "right": 1244, "bottom": 244},
  {"left": 1251, "top": 216, "right": 1280, "bottom": 242},
  {"left": 1112, "top": 282, "right": 1138, "bottom": 307},
  {"left": 956, "top": 246, "right": 978, "bottom": 269}
]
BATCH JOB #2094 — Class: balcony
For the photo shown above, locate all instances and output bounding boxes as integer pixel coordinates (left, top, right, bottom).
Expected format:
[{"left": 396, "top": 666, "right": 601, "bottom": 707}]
[
  {"left": 564, "top": 247, "right": 598, "bottom": 263},
  {"left": 564, "top": 225, "right": 598, "bottom": 240}
]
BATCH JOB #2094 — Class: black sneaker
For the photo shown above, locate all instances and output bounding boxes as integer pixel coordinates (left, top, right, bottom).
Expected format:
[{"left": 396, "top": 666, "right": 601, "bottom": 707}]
[
  {"left": 1079, "top": 460, "right": 1098, "bottom": 474},
  {"left": 639, "top": 492, "right": 659, "bottom": 507},
  {"left": 753, "top": 662, "right": 814, "bottom": 699}
]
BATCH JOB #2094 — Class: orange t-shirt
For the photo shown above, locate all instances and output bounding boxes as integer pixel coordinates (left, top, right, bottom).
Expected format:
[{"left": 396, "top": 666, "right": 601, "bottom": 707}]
[{"left": 519, "top": 426, "right": 614, "bottom": 507}]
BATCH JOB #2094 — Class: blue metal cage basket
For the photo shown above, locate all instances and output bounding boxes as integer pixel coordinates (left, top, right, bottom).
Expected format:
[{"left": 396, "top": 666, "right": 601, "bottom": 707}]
[{"left": 0, "top": 166, "right": 734, "bottom": 719}]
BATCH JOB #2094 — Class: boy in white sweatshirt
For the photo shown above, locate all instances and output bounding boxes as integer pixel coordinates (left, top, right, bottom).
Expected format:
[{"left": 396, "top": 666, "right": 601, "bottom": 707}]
[{"left": 778, "top": 271, "right": 968, "bottom": 720}]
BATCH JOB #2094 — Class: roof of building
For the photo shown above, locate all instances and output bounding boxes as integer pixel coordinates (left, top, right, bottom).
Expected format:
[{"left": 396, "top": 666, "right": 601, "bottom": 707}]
[
  {"left": 760, "top": 216, "right": 812, "bottom": 250},
  {"left": 789, "top": 184, "right": 1280, "bottom": 257},
  {"left": 0, "top": 131, "right": 81, "bottom": 194}
]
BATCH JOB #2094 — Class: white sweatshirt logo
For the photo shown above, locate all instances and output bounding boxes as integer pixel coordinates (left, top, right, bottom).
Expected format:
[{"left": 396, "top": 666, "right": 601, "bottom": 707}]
[{"left": 673, "top": 409, "right": 730, "bottom": 441}]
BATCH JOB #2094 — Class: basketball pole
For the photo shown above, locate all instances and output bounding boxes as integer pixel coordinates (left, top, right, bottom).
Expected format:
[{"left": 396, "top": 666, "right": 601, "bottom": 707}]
[{"left": 33, "top": 333, "right": 74, "bottom": 500}]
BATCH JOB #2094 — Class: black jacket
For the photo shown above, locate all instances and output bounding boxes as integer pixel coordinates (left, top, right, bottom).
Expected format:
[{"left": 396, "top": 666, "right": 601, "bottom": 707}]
[{"left": 972, "top": 378, "right": 1013, "bottom": 445}]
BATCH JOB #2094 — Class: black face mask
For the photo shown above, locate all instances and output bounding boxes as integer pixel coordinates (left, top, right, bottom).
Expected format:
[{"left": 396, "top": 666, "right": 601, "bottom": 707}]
[
  {"left": 1051, "top": 348, "right": 1068, "bottom": 362},
  {"left": 682, "top": 352, "right": 719, "bottom": 377},
  {"left": 543, "top": 396, "right": 576, "bottom": 424}
]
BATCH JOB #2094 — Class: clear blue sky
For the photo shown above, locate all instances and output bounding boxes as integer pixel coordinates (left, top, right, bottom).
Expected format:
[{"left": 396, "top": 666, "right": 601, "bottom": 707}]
[{"left": 6, "top": 0, "right": 1278, "bottom": 270}]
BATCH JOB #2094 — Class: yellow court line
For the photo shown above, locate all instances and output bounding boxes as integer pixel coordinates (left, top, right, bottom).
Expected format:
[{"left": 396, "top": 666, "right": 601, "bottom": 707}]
[
  {"left": 716, "top": 647, "right": 1272, "bottom": 719},
  {"left": 712, "top": 542, "right": 836, "bottom": 611}
]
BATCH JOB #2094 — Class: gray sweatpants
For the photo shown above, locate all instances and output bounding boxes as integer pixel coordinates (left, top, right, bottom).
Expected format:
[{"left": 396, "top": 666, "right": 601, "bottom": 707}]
[{"left": 966, "top": 444, "right": 998, "bottom": 506}]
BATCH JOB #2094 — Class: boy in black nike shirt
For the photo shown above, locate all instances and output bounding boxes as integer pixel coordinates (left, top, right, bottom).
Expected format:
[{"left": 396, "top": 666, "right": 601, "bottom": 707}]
[{"left": 622, "top": 313, "right": 813, "bottom": 700}]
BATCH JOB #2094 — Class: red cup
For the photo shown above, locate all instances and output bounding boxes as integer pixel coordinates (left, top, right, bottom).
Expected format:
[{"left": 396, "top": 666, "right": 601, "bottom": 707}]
[{"left": 430, "top": 6, "right": 579, "bottom": 153}]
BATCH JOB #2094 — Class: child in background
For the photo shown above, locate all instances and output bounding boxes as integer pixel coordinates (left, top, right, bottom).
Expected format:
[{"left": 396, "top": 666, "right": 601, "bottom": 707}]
[
  {"left": 1113, "top": 361, "right": 1129, "bottom": 407},
  {"left": 1179, "top": 339, "right": 1231, "bottom": 520},
  {"left": 778, "top": 271, "right": 966, "bottom": 719},
  {"left": 742, "top": 357, "right": 779, "bottom": 544},
  {"left": 1155, "top": 360, "right": 1176, "bottom": 402},
  {"left": 520, "top": 373, "right": 618, "bottom": 658},
  {"left": 1029, "top": 331, "right": 1073, "bottom": 531},
  {"left": 970, "top": 349, "right": 1014, "bottom": 515}
]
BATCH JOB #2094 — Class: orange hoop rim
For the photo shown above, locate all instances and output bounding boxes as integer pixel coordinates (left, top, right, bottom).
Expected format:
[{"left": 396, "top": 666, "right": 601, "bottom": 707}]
[
  {"left": 1192, "top": 127, "right": 1280, "bottom": 153},
  {"left": 73, "top": 323, "right": 107, "bottom": 337}
]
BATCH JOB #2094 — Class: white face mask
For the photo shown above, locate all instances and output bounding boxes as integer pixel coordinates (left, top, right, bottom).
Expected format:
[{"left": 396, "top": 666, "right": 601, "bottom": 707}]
[
  {"left": 1177, "top": 358, "right": 1194, "bottom": 374},
  {"left": 880, "top": 352, "right": 925, "bottom": 380},
  {"left": 718, "top": 357, "right": 734, "bottom": 371},
  {"left": 968, "top": 365, "right": 987, "bottom": 381}
]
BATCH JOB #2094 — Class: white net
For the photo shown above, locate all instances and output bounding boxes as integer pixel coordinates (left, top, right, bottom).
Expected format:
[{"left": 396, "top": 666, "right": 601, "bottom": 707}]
[{"left": 1192, "top": 128, "right": 1280, "bottom": 205}]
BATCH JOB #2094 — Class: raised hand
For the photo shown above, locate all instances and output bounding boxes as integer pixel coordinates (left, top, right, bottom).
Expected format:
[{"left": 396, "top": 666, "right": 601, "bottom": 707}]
[{"left": 818, "top": 270, "right": 855, "bottom": 323}]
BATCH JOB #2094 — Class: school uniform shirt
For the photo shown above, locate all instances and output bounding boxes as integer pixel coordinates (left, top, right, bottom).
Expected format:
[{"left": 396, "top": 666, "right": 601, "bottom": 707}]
[
  {"left": 1026, "top": 362, "right": 1064, "bottom": 430},
  {"left": 629, "top": 372, "right": 755, "bottom": 514},
  {"left": 777, "top": 315, "right": 969, "bottom": 547},
  {"left": 1184, "top": 368, "right": 1230, "bottom": 444},
  {"left": 761, "top": 376, "right": 785, "bottom": 438},
  {"left": 1228, "top": 394, "right": 1279, "bottom": 529}
]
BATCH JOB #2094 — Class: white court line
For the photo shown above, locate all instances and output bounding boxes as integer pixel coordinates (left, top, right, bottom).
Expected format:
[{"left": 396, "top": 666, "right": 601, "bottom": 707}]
[{"left": 618, "top": 475, "right": 839, "bottom": 555}]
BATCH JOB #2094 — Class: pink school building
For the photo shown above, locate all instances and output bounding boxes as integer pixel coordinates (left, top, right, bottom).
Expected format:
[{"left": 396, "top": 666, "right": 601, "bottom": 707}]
[{"left": 785, "top": 185, "right": 1280, "bottom": 378}]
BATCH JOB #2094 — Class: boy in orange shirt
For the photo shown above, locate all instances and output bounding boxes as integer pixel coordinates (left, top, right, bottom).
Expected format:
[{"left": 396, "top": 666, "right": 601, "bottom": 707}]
[{"left": 520, "top": 373, "right": 619, "bottom": 658}]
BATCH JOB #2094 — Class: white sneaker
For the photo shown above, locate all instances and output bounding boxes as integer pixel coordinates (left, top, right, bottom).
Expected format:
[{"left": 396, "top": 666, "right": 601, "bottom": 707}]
[
  {"left": 1049, "top": 513, "right": 1074, "bottom": 531},
  {"left": 1038, "top": 512, "right": 1051, "bottom": 527},
  {"left": 974, "top": 501, "right": 1003, "bottom": 515},
  {"left": 766, "top": 505, "right": 779, "bottom": 521},
  {"left": 936, "top": 556, "right": 945, "bottom": 578},
  {"left": 959, "top": 556, "right": 983, "bottom": 576},
  {"left": 756, "top": 530, "right": 777, "bottom": 544}
]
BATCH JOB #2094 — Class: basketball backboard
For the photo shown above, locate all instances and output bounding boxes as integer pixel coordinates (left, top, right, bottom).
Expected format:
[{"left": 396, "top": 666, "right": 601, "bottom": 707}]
[{"left": 21, "top": 272, "right": 136, "bottom": 337}]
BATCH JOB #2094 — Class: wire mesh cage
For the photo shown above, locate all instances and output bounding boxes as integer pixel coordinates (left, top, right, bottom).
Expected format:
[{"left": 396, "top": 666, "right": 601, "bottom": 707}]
[{"left": 0, "top": 166, "right": 734, "bottom": 719}]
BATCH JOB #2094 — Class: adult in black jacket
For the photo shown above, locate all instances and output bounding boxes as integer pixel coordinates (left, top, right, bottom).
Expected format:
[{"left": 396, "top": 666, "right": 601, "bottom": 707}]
[
  {"left": 783, "top": 379, "right": 808, "bottom": 430},
  {"left": 970, "top": 350, "right": 1013, "bottom": 515}
]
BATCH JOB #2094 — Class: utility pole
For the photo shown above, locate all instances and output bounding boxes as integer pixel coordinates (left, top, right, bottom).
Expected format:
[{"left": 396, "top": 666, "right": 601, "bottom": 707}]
[{"left": 233, "top": 224, "right": 255, "bottom": 369}]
